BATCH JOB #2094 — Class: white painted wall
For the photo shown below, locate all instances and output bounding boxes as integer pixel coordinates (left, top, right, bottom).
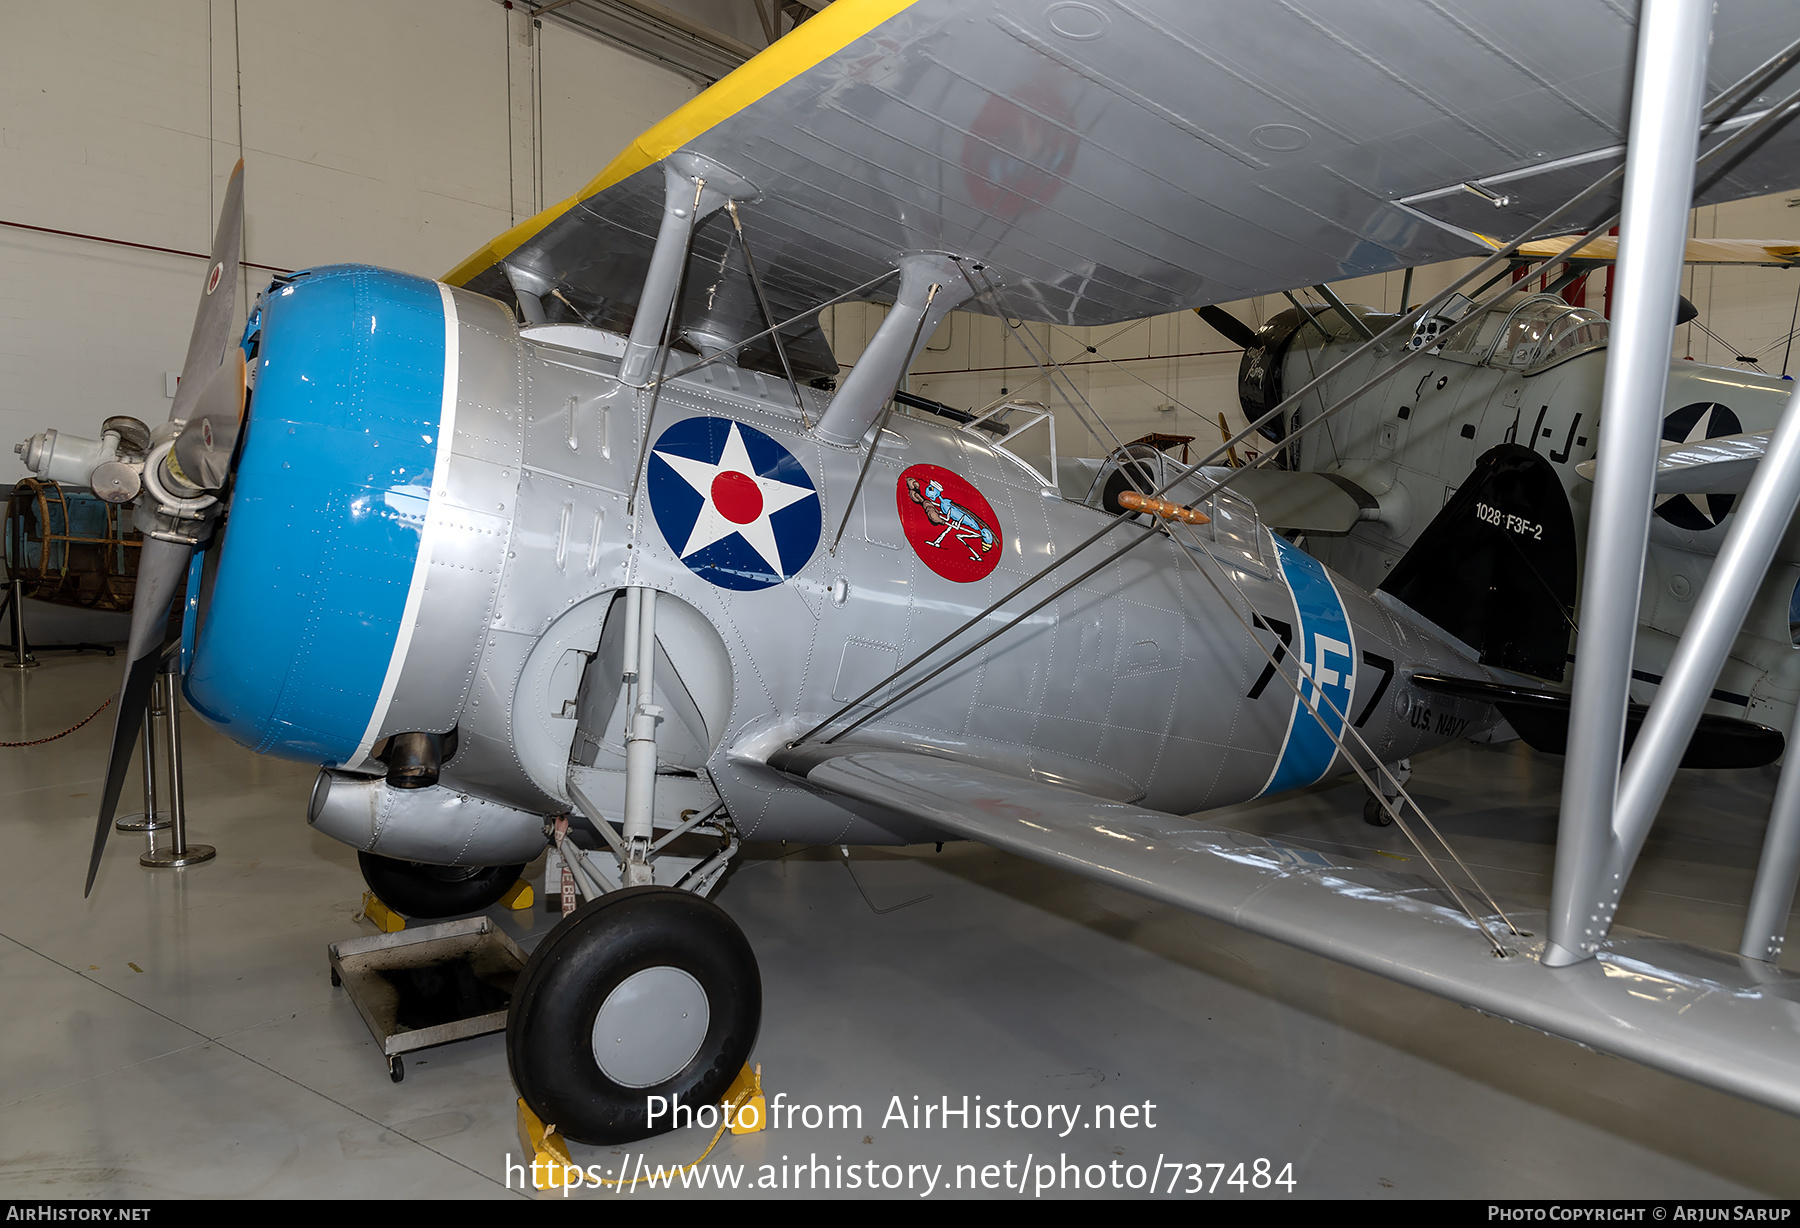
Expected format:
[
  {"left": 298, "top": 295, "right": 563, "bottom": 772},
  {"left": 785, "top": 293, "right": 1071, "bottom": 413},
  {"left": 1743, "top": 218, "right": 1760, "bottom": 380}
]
[{"left": 0, "top": 0, "right": 696, "bottom": 456}]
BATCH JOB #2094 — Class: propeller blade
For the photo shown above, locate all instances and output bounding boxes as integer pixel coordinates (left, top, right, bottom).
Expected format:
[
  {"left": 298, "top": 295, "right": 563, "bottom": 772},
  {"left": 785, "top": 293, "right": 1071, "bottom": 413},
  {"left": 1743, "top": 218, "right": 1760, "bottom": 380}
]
[
  {"left": 85, "top": 535, "right": 193, "bottom": 896},
  {"left": 1195, "top": 304, "right": 1260, "bottom": 350},
  {"left": 169, "top": 159, "right": 246, "bottom": 426},
  {"left": 170, "top": 350, "right": 247, "bottom": 492}
]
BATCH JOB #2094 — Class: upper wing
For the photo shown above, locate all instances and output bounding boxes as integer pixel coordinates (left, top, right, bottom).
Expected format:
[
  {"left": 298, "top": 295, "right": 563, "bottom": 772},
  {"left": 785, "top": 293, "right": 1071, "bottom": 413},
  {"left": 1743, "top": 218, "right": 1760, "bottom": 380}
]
[
  {"left": 1510, "top": 234, "right": 1800, "bottom": 267},
  {"left": 445, "top": 0, "right": 1800, "bottom": 374},
  {"left": 770, "top": 744, "right": 1800, "bottom": 1116}
]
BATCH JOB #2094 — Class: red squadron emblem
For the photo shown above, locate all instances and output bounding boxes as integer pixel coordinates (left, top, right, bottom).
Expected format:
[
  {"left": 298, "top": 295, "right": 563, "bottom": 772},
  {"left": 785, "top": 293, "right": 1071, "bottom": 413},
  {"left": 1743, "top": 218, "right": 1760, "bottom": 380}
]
[
  {"left": 897, "top": 464, "right": 1003, "bottom": 583},
  {"left": 205, "top": 261, "right": 225, "bottom": 295}
]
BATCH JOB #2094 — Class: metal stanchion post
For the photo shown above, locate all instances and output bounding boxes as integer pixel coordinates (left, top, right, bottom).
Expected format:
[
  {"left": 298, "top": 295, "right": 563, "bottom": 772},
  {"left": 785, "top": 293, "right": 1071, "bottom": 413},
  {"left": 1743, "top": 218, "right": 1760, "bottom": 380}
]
[
  {"left": 116, "top": 674, "right": 170, "bottom": 833},
  {"left": 3, "top": 577, "right": 38, "bottom": 669},
  {"left": 140, "top": 655, "right": 214, "bottom": 870}
]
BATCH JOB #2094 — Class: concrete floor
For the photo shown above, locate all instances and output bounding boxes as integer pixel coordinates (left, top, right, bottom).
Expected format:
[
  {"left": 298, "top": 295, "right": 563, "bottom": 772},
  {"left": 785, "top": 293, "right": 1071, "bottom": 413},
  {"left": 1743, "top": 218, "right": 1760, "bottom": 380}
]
[{"left": 3, "top": 648, "right": 1799, "bottom": 1199}]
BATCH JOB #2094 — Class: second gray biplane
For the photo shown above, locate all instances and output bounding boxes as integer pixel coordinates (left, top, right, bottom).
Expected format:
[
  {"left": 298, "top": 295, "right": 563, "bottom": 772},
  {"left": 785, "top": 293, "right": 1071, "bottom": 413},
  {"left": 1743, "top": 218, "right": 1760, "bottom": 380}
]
[{"left": 19, "top": 0, "right": 1800, "bottom": 1143}]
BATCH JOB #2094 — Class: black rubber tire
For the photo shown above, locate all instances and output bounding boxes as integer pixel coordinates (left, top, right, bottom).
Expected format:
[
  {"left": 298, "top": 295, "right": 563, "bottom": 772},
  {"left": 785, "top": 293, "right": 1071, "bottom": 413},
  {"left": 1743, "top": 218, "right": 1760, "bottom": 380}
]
[
  {"left": 1363, "top": 793, "right": 1395, "bottom": 827},
  {"left": 507, "top": 887, "right": 760, "bottom": 1146},
  {"left": 356, "top": 851, "right": 526, "bottom": 920}
]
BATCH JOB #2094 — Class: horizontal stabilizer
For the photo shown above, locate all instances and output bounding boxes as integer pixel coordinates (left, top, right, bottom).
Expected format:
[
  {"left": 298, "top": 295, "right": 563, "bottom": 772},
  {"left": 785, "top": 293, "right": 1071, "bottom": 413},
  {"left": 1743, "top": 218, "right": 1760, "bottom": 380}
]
[
  {"left": 1411, "top": 673, "right": 1783, "bottom": 768},
  {"left": 1223, "top": 469, "right": 1375, "bottom": 535},
  {"left": 770, "top": 745, "right": 1800, "bottom": 1117},
  {"left": 1575, "top": 431, "right": 1769, "bottom": 495}
]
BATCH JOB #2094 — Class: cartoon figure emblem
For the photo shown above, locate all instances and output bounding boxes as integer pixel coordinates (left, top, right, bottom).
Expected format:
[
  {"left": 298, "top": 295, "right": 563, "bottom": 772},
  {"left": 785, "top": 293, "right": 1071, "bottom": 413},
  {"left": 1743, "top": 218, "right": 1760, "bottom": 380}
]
[
  {"left": 647, "top": 416, "right": 821, "bottom": 591},
  {"left": 896, "top": 463, "right": 1003, "bottom": 583},
  {"left": 1656, "top": 401, "right": 1743, "bottom": 531}
]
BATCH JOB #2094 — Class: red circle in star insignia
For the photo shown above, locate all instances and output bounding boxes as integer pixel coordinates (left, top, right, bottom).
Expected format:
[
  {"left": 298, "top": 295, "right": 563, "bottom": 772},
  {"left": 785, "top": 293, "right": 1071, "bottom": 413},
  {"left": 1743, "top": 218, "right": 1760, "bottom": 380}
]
[
  {"left": 896, "top": 464, "right": 1003, "bottom": 583},
  {"left": 710, "top": 470, "right": 763, "bottom": 524}
]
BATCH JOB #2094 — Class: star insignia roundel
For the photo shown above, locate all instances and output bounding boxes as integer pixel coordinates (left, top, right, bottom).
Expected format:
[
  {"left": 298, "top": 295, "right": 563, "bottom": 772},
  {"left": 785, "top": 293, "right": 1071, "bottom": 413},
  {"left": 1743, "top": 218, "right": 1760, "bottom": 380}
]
[
  {"left": 1655, "top": 401, "right": 1743, "bottom": 531},
  {"left": 647, "top": 416, "right": 821, "bottom": 591}
]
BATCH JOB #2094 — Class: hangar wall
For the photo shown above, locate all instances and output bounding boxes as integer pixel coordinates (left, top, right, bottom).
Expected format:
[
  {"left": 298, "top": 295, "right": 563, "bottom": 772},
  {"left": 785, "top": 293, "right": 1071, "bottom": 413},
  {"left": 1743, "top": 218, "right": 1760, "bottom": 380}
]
[{"left": 0, "top": 0, "right": 696, "bottom": 453}]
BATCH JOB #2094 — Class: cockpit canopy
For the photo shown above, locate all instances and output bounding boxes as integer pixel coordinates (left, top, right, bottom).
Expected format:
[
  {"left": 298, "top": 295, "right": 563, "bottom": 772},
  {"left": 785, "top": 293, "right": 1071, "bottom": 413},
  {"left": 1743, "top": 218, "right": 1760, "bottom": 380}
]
[{"left": 1438, "top": 293, "right": 1609, "bottom": 374}]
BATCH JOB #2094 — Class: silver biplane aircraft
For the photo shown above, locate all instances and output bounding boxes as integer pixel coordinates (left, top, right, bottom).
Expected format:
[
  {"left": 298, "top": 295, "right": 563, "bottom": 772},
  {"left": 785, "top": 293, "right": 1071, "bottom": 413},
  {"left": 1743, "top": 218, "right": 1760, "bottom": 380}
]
[{"left": 18, "top": 0, "right": 1800, "bottom": 1145}]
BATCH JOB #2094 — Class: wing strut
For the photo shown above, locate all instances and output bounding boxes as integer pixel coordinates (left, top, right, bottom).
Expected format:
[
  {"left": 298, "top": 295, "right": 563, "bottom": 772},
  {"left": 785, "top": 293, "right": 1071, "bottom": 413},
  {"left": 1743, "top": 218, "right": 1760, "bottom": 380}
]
[
  {"left": 724, "top": 200, "right": 809, "bottom": 427},
  {"left": 617, "top": 155, "right": 748, "bottom": 387},
  {"left": 813, "top": 253, "right": 972, "bottom": 446},
  {"left": 827, "top": 279, "right": 944, "bottom": 555},
  {"left": 1551, "top": 0, "right": 1761, "bottom": 967},
  {"left": 620, "top": 152, "right": 756, "bottom": 514}
]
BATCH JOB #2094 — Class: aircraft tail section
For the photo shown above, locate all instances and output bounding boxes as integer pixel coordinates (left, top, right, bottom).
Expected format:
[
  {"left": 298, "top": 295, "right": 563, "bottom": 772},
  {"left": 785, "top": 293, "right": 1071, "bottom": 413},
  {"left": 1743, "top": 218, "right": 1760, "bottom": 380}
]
[{"left": 1379, "top": 444, "right": 1575, "bottom": 681}]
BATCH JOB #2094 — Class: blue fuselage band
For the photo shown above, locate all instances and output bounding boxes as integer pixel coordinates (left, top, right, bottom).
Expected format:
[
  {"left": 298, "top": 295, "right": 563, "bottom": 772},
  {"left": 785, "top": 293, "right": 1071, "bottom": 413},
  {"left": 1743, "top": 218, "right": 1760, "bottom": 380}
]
[{"left": 1258, "top": 536, "right": 1357, "bottom": 798}]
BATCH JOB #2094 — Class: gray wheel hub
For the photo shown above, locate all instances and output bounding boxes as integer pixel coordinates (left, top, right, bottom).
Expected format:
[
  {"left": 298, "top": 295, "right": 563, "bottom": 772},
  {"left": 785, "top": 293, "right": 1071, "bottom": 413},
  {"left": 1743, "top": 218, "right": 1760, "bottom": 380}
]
[{"left": 590, "top": 966, "right": 710, "bottom": 1088}]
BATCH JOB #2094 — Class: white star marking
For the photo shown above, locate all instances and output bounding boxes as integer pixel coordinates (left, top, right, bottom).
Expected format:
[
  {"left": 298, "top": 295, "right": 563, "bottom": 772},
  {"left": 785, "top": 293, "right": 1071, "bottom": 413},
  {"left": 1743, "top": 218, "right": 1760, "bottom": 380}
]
[
  {"left": 1656, "top": 408, "right": 1725, "bottom": 524},
  {"left": 654, "top": 421, "right": 816, "bottom": 576}
]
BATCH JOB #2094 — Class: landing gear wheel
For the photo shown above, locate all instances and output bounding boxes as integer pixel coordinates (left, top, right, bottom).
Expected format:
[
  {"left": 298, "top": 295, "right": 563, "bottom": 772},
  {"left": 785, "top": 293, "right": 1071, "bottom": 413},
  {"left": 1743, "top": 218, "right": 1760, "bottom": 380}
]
[
  {"left": 1363, "top": 793, "right": 1395, "bottom": 827},
  {"left": 356, "top": 851, "right": 526, "bottom": 920},
  {"left": 507, "top": 886, "right": 760, "bottom": 1146}
]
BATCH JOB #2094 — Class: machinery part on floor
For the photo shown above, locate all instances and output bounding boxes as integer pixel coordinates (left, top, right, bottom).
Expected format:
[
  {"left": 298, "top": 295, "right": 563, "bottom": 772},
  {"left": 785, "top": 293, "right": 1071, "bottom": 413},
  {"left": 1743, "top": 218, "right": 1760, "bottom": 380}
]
[
  {"left": 507, "top": 886, "right": 761, "bottom": 1145},
  {"left": 355, "top": 852, "right": 526, "bottom": 921},
  {"left": 498, "top": 879, "right": 535, "bottom": 912},
  {"left": 138, "top": 663, "right": 214, "bottom": 871},
  {"left": 3, "top": 477, "right": 143, "bottom": 614}
]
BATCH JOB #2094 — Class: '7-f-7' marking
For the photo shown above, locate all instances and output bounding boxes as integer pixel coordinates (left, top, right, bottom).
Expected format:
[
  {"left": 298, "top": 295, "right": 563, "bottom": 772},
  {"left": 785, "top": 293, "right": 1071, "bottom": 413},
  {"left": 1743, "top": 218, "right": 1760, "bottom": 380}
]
[{"left": 1248, "top": 615, "right": 1393, "bottom": 728}]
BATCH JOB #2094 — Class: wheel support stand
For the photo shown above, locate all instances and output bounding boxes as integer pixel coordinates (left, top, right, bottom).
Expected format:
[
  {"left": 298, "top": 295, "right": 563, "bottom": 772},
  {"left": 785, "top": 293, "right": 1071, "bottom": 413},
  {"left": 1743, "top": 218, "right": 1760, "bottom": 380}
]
[
  {"left": 116, "top": 680, "right": 170, "bottom": 834},
  {"left": 139, "top": 657, "right": 215, "bottom": 870}
]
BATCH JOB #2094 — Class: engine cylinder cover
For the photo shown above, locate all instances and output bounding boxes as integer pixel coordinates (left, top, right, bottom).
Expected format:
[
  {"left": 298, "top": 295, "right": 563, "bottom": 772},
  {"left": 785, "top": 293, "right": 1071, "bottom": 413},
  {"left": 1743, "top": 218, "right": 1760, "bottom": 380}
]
[{"left": 185, "top": 265, "right": 453, "bottom": 764}]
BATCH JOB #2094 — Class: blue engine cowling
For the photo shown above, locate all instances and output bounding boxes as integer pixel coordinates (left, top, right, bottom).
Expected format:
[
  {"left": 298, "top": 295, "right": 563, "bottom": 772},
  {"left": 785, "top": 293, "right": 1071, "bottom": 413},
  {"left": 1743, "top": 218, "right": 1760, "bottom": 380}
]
[{"left": 184, "top": 264, "right": 454, "bottom": 764}]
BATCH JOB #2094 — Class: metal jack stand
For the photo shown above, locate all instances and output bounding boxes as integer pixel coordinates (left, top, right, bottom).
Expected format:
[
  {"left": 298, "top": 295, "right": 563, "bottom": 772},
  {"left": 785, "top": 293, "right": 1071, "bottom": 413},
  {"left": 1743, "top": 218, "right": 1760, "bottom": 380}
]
[
  {"left": 0, "top": 576, "right": 115, "bottom": 668},
  {"left": 116, "top": 688, "right": 171, "bottom": 833},
  {"left": 2, "top": 577, "right": 37, "bottom": 669},
  {"left": 139, "top": 657, "right": 214, "bottom": 870}
]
